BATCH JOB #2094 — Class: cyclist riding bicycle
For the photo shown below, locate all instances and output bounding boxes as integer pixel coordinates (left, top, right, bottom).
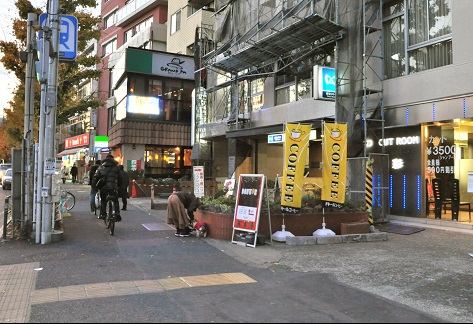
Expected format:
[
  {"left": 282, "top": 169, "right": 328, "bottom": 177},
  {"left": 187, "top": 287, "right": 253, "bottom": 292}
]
[{"left": 92, "top": 154, "right": 123, "bottom": 222}]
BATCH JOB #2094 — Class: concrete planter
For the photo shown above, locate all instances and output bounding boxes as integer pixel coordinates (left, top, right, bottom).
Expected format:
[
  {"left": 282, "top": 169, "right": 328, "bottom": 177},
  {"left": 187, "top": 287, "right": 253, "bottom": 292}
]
[{"left": 194, "top": 210, "right": 369, "bottom": 241}]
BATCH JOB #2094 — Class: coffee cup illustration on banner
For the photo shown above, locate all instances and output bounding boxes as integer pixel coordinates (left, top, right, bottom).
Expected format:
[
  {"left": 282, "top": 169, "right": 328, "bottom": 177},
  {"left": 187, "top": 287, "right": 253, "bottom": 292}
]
[
  {"left": 330, "top": 125, "right": 342, "bottom": 141},
  {"left": 290, "top": 126, "right": 305, "bottom": 141}
]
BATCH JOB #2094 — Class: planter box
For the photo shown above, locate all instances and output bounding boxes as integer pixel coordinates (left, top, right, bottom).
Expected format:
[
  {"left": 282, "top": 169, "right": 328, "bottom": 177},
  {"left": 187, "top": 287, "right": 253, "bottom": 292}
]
[{"left": 194, "top": 210, "right": 369, "bottom": 241}]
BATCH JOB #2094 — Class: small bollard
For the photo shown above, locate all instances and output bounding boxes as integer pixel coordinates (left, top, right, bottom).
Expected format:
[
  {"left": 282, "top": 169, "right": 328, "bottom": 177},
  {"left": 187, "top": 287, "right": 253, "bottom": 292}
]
[
  {"left": 3, "top": 195, "right": 10, "bottom": 240},
  {"left": 150, "top": 185, "right": 155, "bottom": 209}
]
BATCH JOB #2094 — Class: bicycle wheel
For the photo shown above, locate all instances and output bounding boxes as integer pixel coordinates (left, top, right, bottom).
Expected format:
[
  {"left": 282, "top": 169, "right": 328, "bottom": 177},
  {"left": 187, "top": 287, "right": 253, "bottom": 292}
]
[
  {"left": 94, "top": 193, "right": 101, "bottom": 216},
  {"left": 109, "top": 217, "right": 115, "bottom": 235},
  {"left": 65, "top": 191, "right": 75, "bottom": 211},
  {"left": 106, "top": 199, "right": 113, "bottom": 229}
]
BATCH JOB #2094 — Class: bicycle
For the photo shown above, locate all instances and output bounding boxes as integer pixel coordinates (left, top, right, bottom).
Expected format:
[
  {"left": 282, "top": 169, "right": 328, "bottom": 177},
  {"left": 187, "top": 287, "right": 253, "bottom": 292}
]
[
  {"left": 60, "top": 189, "right": 75, "bottom": 211},
  {"left": 94, "top": 191, "right": 101, "bottom": 217}
]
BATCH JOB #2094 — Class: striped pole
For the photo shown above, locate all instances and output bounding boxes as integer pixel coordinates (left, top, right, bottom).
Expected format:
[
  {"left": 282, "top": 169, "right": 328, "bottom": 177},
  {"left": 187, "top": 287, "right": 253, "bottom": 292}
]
[{"left": 365, "top": 158, "right": 374, "bottom": 225}]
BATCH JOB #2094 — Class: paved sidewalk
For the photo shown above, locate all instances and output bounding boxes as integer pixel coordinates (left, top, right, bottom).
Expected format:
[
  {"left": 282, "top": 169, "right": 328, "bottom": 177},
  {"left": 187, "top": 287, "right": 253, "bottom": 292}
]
[{"left": 1, "top": 192, "right": 473, "bottom": 322}]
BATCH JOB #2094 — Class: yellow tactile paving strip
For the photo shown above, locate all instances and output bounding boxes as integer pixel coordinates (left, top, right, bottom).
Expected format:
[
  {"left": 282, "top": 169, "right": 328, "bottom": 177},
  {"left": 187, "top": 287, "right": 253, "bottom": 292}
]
[
  {"left": 0, "top": 262, "right": 256, "bottom": 323},
  {"left": 30, "top": 272, "right": 256, "bottom": 305},
  {"left": 0, "top": 262, "right": 40, "bottom": 323}
]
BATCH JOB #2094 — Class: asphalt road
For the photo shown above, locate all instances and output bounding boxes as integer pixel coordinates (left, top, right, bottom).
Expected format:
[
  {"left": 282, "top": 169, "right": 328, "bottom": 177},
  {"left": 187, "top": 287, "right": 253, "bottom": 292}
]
[{"left": 1, "top": 183, "right": 472, "bottom": 322}]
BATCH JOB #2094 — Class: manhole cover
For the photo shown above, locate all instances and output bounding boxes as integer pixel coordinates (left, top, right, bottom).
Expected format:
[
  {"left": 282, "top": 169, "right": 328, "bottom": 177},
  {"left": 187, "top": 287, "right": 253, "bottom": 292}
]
[{"left": 142, "top": 223, "right": 174, "bottom": 231}]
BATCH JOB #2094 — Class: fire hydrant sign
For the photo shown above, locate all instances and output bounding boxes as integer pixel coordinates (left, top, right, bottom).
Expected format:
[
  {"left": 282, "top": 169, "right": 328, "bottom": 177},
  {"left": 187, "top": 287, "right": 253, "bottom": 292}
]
[{"left": 193, "top": 166, "right": 204, "bottom": 198}]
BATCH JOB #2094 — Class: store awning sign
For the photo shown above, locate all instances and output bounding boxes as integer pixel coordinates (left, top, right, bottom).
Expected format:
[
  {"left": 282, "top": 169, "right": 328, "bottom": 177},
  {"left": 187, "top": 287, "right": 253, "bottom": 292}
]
[
  {"left": 280, "top": 123, "right": 311, "bottom": 214},
  {"left": 321, "top": 122, "right": 347, "bottom": 205}
]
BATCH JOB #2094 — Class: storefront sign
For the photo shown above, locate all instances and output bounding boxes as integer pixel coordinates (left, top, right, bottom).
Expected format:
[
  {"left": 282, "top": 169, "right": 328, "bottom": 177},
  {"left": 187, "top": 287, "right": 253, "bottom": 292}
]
[
  {"left": 268, "top": 133, "right": 284, "bottom": 143},
  {"left": 366, "top": 136, "right": 420, "bottom": 147},
  {"left": 232, "top": 174, "right": 265, "bottom": 232},
  {"left": 426, "top": 127, "right": 455, "bottom": 175},
  {"left": 193, "top": 166, "right": 205, "bottom": 198},
  {"left": 127, "top": 159, "right": 142, "bottom": 171},
  {"left": 125, "top": 48, "right": 194, "bottom": 80},
  {"left": 313, "top": 65, "right": 336, "bottom": 100},
  {"left": 280, "top": 123, "right": 311, "bottom": 214},
  {"left": 321, "top": 122, "right": 347, "bottom": 204},
  {"left": 65, "top": 134, "right": 89, "bottom": 149}
]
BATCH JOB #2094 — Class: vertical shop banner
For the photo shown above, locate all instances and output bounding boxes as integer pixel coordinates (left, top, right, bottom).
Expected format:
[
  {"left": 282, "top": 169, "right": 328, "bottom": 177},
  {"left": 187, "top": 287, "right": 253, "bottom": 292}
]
[
  {"left": 193, "top": 166, "right": 205, "bottom": 198},
  {"left": 233, "top": 174, "right": 265, "bottom": 232},
  {"left": 280, "top": 123, "right": 311, "bottom": 214},
  {"left": 321, "top": 122, "right": 347, "bottom": 205}
]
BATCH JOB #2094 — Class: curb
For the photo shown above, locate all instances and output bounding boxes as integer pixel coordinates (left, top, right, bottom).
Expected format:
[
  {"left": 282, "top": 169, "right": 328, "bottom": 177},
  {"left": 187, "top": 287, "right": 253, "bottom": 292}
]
[{"left": 286, "top": 232, "right": 388, "bottom": 245}]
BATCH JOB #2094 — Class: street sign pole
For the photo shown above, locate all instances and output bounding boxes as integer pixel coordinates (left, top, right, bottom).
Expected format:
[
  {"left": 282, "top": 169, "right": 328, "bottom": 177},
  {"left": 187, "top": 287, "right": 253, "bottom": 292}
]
[
  {"left": 42, "top": 0, "right": 61, "bottom": 245},
  {"left": 35, "top": 18, "right": 50, "bottom": 244},
  {"left": 23, "top": 13, "right": 37, "bottom": 233}
]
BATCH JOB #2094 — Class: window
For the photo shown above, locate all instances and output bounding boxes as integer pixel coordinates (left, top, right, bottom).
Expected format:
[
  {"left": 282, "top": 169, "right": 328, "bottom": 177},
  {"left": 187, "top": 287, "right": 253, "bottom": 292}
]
[
  {"left": 103, "top": 10, "right": 117, "bottom": 29},
  {"left": 102, "top": 38, "right": 117, "bottom": 57},
  {"left": 383, "top": 0, "right": 452, "bottom": 78},
  {"left": 144, "top": 146, "right": 192, "bottom": 179},
  {"left": 170, "top": 10, "right": 181, "bottom": 35},
  {"left": 124, "top": 17, "right": 153, "bottom": 43},
  {"left": 125, "top": 75, "right": 193, "bottom": 123}
]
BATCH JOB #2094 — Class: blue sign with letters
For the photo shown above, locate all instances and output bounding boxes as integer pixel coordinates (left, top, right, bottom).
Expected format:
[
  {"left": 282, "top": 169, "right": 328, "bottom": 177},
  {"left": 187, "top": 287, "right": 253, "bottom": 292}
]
[
  {"left": 314, "top": 66, "right": 336, "bottom": 101},
  {"left": 268, "top": 133, "right": 285, "bottom": 143},
  {"left": 39, "top": 14, "right": 78, "bottom": 61}
]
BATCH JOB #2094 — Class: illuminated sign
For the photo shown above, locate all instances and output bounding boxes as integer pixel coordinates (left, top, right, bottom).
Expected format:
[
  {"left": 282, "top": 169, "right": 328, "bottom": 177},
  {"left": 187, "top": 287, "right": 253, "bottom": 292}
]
[
  {"left": 392, "top": 158, "right": 404, "bottom": 169},
  {"left": 313, "top": 66, "right": 336, "bottom": 101},
  {"left": 268, "top": 133, "right": 284, "bottom": 143},
  {"left": 65, "top": 134, "right": 89, "bottom": 149},
  {"left": 366, "top": 136, "right": 420, "bottom": 148},
  {"left": 127, "top": 95, "right": 162, "bottom": 115}
]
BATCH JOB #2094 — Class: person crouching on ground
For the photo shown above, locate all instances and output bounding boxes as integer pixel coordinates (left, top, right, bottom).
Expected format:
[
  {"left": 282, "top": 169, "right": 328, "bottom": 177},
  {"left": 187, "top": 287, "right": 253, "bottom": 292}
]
[
  {"left": 167, "top": 183, "right": 199, "bottom": 237},
  {"left": 92, "top": 154, "right": 123, "bottom": 222}
]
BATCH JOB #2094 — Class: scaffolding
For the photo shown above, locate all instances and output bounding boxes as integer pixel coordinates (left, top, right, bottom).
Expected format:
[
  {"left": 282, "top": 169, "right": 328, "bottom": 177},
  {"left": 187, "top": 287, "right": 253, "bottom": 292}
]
[
  {"left": 194, "top": 0, "right": 388, "bottom": 219},
  {"left": 196, "top": 0, "right": 344, "bottom": 133}
]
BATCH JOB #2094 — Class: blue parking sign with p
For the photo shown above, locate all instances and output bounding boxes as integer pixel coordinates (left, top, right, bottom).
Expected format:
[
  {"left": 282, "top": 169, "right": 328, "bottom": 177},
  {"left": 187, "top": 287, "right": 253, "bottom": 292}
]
[{"left": 39, "top": 14, "right": 78, "bottom": 61}]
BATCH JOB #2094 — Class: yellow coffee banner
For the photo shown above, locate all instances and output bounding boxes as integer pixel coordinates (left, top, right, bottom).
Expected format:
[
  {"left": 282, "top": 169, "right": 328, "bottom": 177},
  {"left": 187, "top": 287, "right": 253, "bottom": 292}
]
[
  {"left": 280, "top": 123, "right": 312, "bottom": 214},
  {"left": 322, "top": 122, "right": 347, "bottom": 204}
]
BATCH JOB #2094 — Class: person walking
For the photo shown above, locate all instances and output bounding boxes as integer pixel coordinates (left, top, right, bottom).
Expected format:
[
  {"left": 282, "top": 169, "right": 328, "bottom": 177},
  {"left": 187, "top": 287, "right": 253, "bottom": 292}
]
[
  {"left": 88, "top": 160, "right": 101, "bottom": 213},
  {"left": 61, "top": 165, "right": 68, "bottom": 184},
  {"left": 70, "top": 163, "right": 78, "bottom": 184},
  {"left": 167, "top": 183, "right": 199, "bottom": 237},
  {"left": 92, "top": 154, "right": 123, "bottom": 222},
  {"left": 117, "top": 164, "right": 130, "bottom": 210}
]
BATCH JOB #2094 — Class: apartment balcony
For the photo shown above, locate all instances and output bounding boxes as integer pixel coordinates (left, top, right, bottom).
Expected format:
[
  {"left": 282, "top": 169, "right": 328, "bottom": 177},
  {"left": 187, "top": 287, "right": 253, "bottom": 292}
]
[{"left": 115, "top": 0, "right": 168, "bottom": 27}]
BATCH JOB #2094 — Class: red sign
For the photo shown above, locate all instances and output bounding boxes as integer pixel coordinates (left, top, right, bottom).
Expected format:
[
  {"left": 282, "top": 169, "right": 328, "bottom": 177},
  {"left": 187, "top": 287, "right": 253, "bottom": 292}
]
[{"left": 65, "top": 134, "right": 89, "bottom": 149}]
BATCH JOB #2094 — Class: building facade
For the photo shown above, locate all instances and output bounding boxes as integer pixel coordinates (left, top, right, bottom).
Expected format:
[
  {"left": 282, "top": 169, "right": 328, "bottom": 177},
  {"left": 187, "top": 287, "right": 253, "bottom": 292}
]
[
  {"left": 194, "top": 0, "right": 473, "bottom": 225},
  {"left": 96, "top": 0, "right": 215, "bottom": 180}
]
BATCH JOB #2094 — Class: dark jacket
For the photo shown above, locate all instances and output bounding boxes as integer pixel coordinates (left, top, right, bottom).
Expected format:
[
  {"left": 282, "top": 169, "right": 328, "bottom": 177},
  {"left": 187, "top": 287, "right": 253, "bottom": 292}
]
[
  {"left": 175, "top": 192, "right": 199, "bottom": 219},
  {"left": 89, "top": 164, "right": 100, "bottom": 187},
  {"left": 92, "top": 157, "right": 121, "bottom": 191},
  {"left": 118, "top": 169, "right": 130, "bottom": 197}
]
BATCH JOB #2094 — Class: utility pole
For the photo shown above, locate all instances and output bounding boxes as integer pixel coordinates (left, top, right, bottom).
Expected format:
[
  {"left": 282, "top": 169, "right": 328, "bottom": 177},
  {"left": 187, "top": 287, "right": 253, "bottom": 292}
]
[
  {"left": 22, "top": 13, "right": 37, "bottom": 235},
  {"left": 36, "top": 0, "right": 60, "bottom": 244}
]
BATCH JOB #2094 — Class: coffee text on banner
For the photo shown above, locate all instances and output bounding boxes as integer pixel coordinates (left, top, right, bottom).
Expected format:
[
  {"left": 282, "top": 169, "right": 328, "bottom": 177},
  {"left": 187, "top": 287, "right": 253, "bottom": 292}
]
[
  {"left": 321, "top": 122, "right": 347, "bottom": 204},
  {"left": 280, "top": 123, "right": 312, "bottom": 214}
]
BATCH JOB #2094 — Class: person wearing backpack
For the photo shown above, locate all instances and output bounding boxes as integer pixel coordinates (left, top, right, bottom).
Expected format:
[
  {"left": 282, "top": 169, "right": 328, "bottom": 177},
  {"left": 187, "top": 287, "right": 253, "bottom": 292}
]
[{"left": 92, "top": 154, "right": 123, "bottom": 221}]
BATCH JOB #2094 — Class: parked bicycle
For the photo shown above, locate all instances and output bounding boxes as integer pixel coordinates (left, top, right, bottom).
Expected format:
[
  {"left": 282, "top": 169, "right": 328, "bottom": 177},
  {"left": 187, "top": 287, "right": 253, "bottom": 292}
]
[{"left": 60, "top": 189, "right": 75, "bottom": 211}]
